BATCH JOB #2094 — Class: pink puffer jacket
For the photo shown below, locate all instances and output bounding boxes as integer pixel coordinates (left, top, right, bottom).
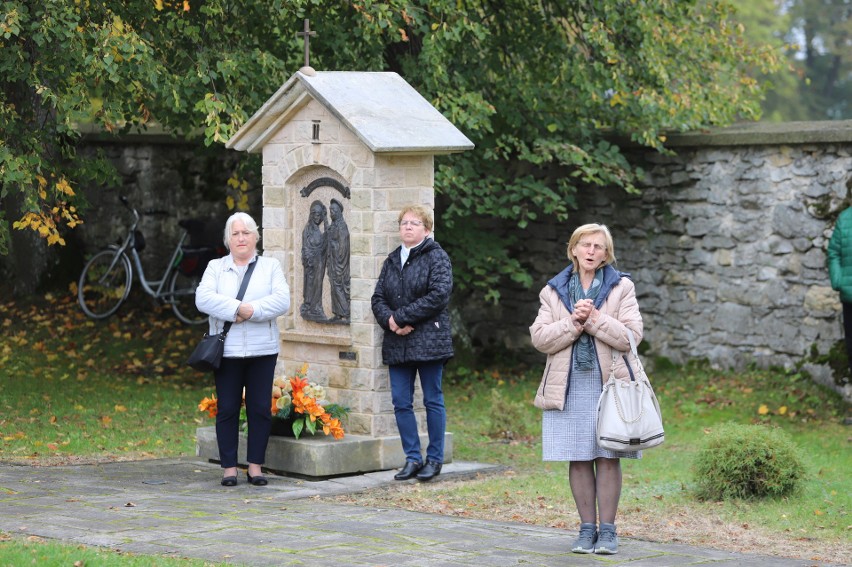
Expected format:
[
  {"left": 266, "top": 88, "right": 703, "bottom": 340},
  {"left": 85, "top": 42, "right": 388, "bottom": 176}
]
[{"left": 530, "top": 273, "right": 643, "bottom": 411}]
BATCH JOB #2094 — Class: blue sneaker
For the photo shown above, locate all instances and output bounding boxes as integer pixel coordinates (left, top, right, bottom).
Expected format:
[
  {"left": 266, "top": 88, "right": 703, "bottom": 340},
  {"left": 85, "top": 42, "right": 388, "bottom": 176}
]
[
  {"left": 595, "top": 523, "right": 618, "bottom": 554},
  {"left": 570, "top": 523, "right": 597, "bottom": 554}
]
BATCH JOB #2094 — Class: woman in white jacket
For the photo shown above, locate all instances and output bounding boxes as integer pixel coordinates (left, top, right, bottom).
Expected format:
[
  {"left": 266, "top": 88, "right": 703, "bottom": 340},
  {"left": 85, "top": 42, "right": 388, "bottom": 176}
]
[{"left": 195, "top": 212, "right": 290, "bottom": 487}]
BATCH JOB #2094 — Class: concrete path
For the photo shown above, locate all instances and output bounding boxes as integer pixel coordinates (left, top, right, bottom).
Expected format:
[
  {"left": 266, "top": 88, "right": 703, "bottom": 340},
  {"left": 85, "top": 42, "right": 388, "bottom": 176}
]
[{"left": 0, "top": 458, "right": 844, "bottom": 566}]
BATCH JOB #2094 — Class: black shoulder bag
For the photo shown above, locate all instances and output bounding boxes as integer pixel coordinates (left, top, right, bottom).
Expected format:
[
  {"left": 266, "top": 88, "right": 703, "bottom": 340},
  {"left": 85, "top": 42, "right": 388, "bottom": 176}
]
[{"left": 187, "top": 260, "right": 257, "bottom": 372}]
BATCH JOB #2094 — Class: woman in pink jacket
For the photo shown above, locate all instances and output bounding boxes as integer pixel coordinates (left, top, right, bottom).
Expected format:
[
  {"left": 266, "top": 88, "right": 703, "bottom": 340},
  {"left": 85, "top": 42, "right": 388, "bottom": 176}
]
[{"left": 530, "top": 223, "right": 643, "bottom": 555}]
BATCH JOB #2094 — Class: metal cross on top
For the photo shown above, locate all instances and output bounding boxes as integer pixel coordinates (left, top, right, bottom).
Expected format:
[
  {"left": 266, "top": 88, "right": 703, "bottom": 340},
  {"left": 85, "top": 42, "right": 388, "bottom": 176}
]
[{"left": 295, "top": 18, "right": 317, "bottom": 68}]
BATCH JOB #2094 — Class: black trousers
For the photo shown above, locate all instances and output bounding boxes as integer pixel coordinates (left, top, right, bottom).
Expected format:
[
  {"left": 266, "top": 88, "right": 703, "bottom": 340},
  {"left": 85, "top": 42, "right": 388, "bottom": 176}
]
[
  {"left": 214, "top": 354, "right": 277, "bottom": 468},
  {"left": 844, "top": 302, "right": 852, "bottom": 376}
]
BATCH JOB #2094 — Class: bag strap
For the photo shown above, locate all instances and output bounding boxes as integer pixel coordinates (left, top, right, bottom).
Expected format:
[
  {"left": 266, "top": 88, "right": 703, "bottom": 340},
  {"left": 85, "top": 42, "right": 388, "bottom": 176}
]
[
  {"left": 611, "top": 328, "right": 643, "bottom": 382},
  {"left": 626, "top": 328, "right": 639, "bottom": 358},
  {"left": 221, "top": 259, "right": 257, "bottom": 336}
]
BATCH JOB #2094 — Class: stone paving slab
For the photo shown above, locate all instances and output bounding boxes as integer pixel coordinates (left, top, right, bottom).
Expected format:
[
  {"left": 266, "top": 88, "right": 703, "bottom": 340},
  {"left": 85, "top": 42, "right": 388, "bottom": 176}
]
[{"left": 0, "top": 457, "right": 845, "bottom": 567}]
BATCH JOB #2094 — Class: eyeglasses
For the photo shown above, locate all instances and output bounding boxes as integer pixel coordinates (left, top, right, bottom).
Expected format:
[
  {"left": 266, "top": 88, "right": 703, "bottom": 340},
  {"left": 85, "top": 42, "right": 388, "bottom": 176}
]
[
  {"left": 577, "top": 241, "right": 606, "bottom": 252},
  {"left": 399, "top": 220, "right": 424, "bottom": 227}
]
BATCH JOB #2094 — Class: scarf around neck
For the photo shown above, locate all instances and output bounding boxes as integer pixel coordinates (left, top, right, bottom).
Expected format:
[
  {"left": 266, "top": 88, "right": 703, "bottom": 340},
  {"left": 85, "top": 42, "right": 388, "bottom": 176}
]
[{"left": 570, "top": 268, "right": 603, "bottom": 370}]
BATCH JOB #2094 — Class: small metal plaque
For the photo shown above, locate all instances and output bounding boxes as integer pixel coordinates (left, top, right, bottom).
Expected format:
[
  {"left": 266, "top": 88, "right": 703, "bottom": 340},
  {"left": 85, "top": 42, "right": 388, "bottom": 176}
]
[{"left": 339, "top": 351, "right": 356, "bottom": 361}]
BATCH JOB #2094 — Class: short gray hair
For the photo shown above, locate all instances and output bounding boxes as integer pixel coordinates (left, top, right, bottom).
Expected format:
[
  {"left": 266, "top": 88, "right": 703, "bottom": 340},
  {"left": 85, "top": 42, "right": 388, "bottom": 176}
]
[{"left": 223, "top": 212, "right": 260, "bottom": 249}]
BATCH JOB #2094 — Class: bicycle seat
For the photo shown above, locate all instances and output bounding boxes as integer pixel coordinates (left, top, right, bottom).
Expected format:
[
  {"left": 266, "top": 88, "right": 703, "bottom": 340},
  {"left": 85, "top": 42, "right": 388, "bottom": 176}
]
[
  {"left": 178, "top": 218, "right": 207, "bottom": 232},
  {"left": 179, "top": 218, "right": 224, "bottom": 248}
]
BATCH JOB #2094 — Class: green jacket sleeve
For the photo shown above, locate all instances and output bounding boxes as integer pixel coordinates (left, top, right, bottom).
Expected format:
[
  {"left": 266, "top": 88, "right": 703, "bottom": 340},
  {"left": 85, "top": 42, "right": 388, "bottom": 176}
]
[{"left": 828, "top": 223, "right": 842, "bottom": 291}]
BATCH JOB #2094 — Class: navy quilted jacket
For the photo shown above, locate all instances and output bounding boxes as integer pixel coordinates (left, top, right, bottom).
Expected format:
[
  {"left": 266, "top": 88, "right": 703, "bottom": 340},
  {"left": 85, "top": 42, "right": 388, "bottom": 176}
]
[{"left": 371, "top": 238, "right": 454, "bottom": 366}]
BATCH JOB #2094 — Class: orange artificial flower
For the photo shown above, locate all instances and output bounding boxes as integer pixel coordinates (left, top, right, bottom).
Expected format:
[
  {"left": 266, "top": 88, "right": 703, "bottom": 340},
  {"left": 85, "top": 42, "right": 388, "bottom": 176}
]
[
  {"left": 198, "top": 396, "right": 217, "bottom": 418},
  {"left": 290, "top": 376, "right": 309, "bottom": 393},
  {"left": 324, "top": 417, "right": 345, "bottom": 439}
]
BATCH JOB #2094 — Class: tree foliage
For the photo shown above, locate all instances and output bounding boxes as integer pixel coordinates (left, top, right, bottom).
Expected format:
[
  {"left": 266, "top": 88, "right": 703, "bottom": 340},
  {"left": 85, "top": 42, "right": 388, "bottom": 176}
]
[
  {"left": 786, "top": 0, "right": 852, "bottom": 120},
  {"left": 0, "top": 0, "right": 781, "bottom": 299},
  {"left": 736, "top": 0, "right": 852, "bottom": 122}
]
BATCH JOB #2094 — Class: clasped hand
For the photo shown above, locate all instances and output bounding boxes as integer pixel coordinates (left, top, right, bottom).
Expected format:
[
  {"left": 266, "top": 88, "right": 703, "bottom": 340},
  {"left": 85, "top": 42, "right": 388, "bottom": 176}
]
[
  {"left": 573, "top": 298, "right": 595, "bottom": 329},
  {"left": 235, "top": 302, "right": 254, "bottom": 324},
  {"left": 389, "top": 315, "right": 414, "bottom": 336}
]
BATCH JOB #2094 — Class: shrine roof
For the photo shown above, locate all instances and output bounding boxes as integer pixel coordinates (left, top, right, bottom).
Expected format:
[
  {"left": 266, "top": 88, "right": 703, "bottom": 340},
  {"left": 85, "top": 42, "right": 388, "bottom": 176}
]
[{"left": 226, "top": 70, "right": 474, "bottom": 155}]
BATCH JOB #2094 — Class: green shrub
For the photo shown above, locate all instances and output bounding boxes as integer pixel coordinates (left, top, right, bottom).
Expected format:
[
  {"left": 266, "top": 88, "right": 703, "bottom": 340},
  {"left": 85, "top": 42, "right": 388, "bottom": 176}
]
[{"left": 693, "top": 422, "right": 806, "bottom": 501}]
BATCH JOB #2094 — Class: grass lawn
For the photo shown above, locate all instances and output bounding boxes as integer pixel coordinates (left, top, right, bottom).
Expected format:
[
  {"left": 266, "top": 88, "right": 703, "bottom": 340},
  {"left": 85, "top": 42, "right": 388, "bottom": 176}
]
[
  {"left": 1, "top": 290, "right": 850, "bottom": 564},
  {"left": 336, "top": 360, "right": 851, "bottom": 563}
]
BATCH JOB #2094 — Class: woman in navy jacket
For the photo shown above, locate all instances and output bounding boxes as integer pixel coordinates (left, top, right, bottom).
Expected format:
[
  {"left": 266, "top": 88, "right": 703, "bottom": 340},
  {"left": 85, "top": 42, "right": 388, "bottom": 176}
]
[{"left": 372, "top": 205, "right": 453, "bottom": 482}]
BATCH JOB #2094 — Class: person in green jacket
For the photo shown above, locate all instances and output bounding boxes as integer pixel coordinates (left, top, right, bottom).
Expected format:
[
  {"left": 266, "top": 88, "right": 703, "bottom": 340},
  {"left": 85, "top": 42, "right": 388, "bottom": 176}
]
[{"left": 827, "top": 207, "right": 852, "bottom": 376}]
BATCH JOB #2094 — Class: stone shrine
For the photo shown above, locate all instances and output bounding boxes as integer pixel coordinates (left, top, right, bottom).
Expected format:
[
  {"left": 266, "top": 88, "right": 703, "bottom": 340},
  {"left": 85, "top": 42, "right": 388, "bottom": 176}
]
[{"left": 195, "top": 68, "right": 473, "bottom": 476}]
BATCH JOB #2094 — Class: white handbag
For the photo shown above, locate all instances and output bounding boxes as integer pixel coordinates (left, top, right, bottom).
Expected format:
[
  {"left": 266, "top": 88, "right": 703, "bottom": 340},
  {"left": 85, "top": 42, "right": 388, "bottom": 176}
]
[{"left": 596, "top": 329, "right": 665, "bottom": 451}]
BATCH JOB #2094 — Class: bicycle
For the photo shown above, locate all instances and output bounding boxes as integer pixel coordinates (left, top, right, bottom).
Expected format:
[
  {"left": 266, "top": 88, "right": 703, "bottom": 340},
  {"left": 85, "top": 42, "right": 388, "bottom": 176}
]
[{"left": 77, "top": 196, "right": 223, "bottom": 325}]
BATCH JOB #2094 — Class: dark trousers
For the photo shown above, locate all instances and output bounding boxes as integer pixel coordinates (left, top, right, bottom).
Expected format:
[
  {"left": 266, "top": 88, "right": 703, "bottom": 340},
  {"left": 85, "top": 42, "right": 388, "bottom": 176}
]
[
  {"left": 214, "top": 354, "right": 277, "bottom": 468},
  {"left": 844, "top": 302, "right": 852, "bottom": 376}
]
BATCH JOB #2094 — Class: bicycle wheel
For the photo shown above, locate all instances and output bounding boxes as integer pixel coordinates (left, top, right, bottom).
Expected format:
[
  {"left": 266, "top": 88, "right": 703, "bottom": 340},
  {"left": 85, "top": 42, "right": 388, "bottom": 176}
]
[
  {"left": 78, "top": 249, "right": 132, "bottom": 319},
  {"left": 168, "top": 270, "right": 207, "bottom": 325}
]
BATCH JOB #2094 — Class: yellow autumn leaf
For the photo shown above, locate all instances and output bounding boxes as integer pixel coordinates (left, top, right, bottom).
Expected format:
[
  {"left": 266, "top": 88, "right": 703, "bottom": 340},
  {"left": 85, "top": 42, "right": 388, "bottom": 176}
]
[
  {"left": 778, "top": 406, "right": 788, "bottom": 415},
  {"left": 226, "top": 196, "right": 235, "bottom": 210},
  {"left": 154, "top": 0, "right": 164, "bottom": 10},
  {"left": 227, "top": 176, "right": 240, "bottom": 189},
  {"left": 111, "top": 15, "right": 124, "bottom": 34},
  {"left": 814, "top": 509, "right": 824, "bottom": 516},
  {"left": 56, "top": 178, "right": 75, "bottom": 196},
  {"left": 757, "top": 404, "right": 769, "bottom": 415},
  {"left": 114, "top": 405, "right": 128, "bottom": 412}
]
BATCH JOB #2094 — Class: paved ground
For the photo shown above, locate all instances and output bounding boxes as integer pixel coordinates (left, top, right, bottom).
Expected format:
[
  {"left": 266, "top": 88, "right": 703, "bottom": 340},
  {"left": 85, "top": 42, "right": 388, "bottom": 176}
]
[{"left": 0, "top": 457, "right": 845, "bottom": 566}]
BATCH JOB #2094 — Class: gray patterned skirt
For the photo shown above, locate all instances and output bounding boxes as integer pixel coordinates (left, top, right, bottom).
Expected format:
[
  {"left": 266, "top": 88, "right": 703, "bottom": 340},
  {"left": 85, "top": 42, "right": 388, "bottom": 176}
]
[{"left": 542, "top": 363, "right": 640, "bottom": 462}]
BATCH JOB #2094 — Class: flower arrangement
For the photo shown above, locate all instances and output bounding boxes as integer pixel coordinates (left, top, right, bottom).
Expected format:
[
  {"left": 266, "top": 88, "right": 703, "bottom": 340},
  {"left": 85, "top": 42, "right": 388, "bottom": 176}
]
[
  {"left": 272, "top": 363, "right": 348, "bottom": 439},
  {"left": 197, "top": 363, "right": 348, "bottom": 440}
]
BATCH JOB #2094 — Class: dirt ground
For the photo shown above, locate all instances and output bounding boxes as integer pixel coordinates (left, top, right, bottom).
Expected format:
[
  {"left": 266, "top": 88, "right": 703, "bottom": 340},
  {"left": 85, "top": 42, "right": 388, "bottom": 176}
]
[{"left": 331, "top": 476, "right": 851, "bottom": 566}]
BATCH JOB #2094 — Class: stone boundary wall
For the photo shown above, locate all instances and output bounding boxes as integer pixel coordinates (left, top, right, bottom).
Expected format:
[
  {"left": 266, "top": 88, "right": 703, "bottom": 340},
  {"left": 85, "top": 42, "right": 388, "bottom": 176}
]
[
  {"left": 463, "top": 120, "right": 852, "bottom": 402},
  {"left": 64, "top": 121, "right": 852, "bottom": 403}
]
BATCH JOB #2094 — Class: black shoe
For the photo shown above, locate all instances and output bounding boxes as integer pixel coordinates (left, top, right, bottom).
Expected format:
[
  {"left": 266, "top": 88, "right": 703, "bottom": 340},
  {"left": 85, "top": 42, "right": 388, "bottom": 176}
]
[
  {"left": 416, "top": 460, "right": 442, "bottom": 481},
  {"left": 393, "top": 461, "right": 423, "bottom": 481},
  {"left": 221, "top": 476, "right": 238, "bottom": 487},
  {"left": 247, "top": 473, "right": 268, "bottom": 486}
]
